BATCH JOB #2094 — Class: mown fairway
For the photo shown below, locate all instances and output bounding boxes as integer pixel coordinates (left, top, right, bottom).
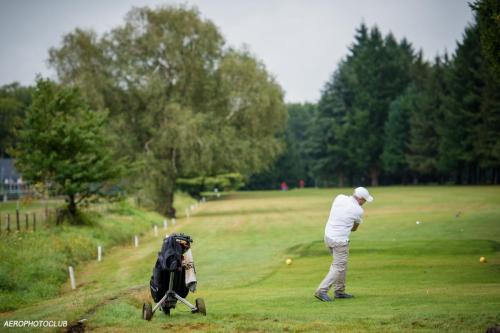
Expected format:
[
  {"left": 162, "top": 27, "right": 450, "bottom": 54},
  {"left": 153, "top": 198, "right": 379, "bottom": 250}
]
[{"left": 2, "top": 187, "right": 500, "bottom": 332}]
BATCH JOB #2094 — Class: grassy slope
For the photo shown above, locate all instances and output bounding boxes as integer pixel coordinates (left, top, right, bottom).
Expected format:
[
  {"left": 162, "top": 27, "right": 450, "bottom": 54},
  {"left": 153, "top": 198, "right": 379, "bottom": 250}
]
[
  {"left": 0, "top": 195, "right": 196, "bottom": 312},
  {"left": 1, "top": 187, "right": 499, "bottom": 332}
]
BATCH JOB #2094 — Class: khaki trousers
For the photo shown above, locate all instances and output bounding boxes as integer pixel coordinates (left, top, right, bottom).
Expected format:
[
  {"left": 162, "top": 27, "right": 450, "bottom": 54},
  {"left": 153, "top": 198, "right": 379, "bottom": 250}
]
[{"left": 317, "top": 237, "right": 349, "bottom": 294}]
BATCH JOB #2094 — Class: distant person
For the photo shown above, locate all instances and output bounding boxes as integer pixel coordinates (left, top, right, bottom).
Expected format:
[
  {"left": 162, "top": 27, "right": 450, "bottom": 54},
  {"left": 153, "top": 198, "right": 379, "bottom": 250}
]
[
  {"left": 314, "top": 187, "right": 374, "bottom": 302},
  {"left": 281, "top": 181, "right": 288, "bottom": 191},
  {"left": 299, "top": 179, "right": 305, "bottom": 188}
]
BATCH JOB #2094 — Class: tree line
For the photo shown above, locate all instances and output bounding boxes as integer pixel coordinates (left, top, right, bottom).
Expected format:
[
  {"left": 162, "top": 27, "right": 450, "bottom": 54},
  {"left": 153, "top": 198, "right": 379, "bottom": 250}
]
[
  {"left": 246, "top": 1, "right": 500, "bottom": 188},
  {"left": 1, "top": 5, "right": 287, "bottom": 219},
  {"left": 0, "top": 2, "right": 498, "bottom": 219}
]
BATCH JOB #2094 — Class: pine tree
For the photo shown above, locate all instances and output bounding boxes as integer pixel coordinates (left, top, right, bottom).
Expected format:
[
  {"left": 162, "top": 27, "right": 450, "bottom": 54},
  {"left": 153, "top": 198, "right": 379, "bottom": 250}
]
[
  {"left": 311, "top": 64, "right": 353, "bottom": 187},
  {"left": 471, "top": 0, "right": 500, "bottom": 80},
  {"left": 382, "top": 93, "right": 412, "bottom": 182},
  {"left": 346, "top": 27, "right": 414, "bottom": 185},
  {"left": 439, "top": 23, "right": 485, "bottom": 183},
  {"left": 406, "top": 55, "right": 446, "bottom": 182},
  {"left": 313, "top": 24, "right": 415, "bottom": 186}
]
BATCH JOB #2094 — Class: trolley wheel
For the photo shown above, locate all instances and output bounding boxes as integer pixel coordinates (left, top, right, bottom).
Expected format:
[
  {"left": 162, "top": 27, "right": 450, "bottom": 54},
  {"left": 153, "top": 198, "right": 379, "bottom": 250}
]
[
  {"left": 195, "top": 298, "right": 206, "bottom": 316},
  {"left": 142, "top": 302, "right": 153, "bottom": 321}
]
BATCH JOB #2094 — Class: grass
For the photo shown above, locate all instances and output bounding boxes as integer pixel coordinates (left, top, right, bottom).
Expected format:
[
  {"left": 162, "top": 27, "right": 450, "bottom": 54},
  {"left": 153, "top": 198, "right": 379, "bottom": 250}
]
[
  {"left": 0, "top": 197, "right": 61, "bottom": 213},
  {"left": 0, "top": 199, "right": 62, "bottom": 214},
  {"left": 0, "top": 194, "right": 197, "bottom": 312},
  {"left": 1, "top": 186, "right": 499, "bottom": 332},
  {"left": 0, "top": 198, "right": 64, "bottom": 232}
]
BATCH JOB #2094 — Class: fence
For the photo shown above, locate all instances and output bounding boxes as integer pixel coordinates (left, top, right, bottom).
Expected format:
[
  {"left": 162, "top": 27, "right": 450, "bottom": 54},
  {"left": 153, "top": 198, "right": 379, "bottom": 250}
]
[
  {"left": 0, "top": 207, "right": 61, "bottom": 234},
  {"left": 0, "top": 201, "right": 121, "bottom": 235}
]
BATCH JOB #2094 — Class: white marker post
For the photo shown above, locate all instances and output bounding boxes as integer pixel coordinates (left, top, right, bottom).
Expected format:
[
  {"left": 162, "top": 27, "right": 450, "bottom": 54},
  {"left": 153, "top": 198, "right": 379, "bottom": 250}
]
[
  {"left": 163, "top": 219, "right": 168, "bottom": 230},
  {"left": 134, "top": 235, "right": 139, "bottom": 248},
  {"left": 68, "top": 266, "right": 76, "bottom": 290},
  {"left": 97, "top": 245, "right": 102, "bottom": 262},
  {"left": 172, "top": 218, "right": 176, "bottom": 225},
  {"left": 154, "top": 225, "right": 158, "bottom": 237}
]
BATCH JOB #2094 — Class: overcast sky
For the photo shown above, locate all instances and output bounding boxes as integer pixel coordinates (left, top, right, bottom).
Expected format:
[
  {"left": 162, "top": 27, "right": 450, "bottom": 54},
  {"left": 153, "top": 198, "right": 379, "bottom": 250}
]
[{"left": 0, "top": 0, "right": 474, "bottom": 103}]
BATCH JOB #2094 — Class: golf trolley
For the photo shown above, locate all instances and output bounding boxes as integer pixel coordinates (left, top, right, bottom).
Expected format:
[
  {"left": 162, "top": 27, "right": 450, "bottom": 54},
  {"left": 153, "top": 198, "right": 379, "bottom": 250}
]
[{"left": 142, "top": 233, "right": 206, "bottom": 320}]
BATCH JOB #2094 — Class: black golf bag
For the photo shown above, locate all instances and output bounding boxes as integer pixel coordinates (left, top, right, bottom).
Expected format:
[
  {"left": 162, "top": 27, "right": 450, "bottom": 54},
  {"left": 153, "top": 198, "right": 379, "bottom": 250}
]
[
  {"left": 143, "top": 232, "right": 205, "bottom": 319},
  {"left": 150, "top": 233, "right": 191, "bottom": 303}
]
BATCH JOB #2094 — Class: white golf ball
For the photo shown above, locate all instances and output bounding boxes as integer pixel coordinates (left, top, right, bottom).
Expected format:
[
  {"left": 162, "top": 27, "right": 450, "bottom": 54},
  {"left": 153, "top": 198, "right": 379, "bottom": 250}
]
[{"left": 416, "top": 221, "right": 420, "bottom": 224}]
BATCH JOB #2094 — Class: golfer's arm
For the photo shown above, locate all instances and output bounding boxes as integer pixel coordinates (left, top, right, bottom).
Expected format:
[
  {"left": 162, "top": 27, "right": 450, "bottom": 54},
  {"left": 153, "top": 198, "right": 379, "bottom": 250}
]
[{"left": 351, "top": 222, "right": 360, "bottom": 232}]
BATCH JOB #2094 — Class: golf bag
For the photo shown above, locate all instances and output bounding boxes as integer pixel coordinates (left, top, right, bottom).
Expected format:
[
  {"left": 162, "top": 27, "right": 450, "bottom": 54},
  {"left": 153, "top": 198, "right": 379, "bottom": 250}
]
[
  {"left": 149, "top": 233, "right": 192, "bottom": 303},
  {"left": 143, "top": 232, "right": 205, "bottom": 320}
]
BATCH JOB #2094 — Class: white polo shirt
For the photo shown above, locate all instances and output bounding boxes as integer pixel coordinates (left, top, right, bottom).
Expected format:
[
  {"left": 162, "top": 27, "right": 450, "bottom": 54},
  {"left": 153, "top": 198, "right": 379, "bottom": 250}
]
[{"left": 324, "top": 194, "right": 364, "bottom": 242}]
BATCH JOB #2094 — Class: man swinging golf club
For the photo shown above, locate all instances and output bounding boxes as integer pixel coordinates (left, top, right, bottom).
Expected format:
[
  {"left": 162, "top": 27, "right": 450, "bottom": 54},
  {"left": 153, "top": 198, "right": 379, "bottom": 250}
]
[{"left": 314, "top": 187, "right": 373, "bottom": 302}]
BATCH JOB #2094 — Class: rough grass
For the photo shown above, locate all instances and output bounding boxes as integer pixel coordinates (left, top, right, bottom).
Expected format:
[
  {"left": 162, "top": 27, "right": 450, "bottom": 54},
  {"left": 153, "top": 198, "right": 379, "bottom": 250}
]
[
  {"left": 0, "top": 194, "right": 197, "bottom": 312},
  {"left": 1, "top": 187, "right": 499, "bottom": 332},
  {"left": 0, "top": 199, "right": 61, "bottom": 214}
]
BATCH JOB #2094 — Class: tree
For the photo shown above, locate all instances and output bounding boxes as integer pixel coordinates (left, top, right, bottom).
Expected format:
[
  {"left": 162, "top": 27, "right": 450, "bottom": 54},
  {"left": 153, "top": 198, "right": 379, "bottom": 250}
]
[
  {"left": 475, "top": 66, "right": 500, "bottom": 183},
  {"left": 472, "top": 0, "right": 500, "bottom": 80},
  {"left": 382, "top": 93, "right": 412, "bottom": 182},
  {"left": 14, "top": 79, "right": 123, "bottom": 221},
  {"left": 49, "top": 6, "right": 286, "bottom": 216},
  {"left": 347, "top": 29, "right": 414, "bottom": 185},
  {"left": 48, "top": 29, "right": 113, "bottom": 111},
  {"left": 0, "top": 83, "right": 33, "bottom": 157},
  {"left": 244, "top": 131, "right": 302, "bottom": 190},
  {"left": 406, "top": 55, "right": 446, "bottom": 182},
  {"left": 244, "top": 103, "right": 316, "bottom": 190},
  {"left": 287, "top": 103, "right": 316, "bottom": 185},
  {"left": 314, "top": 24, "right": 414, "bottom": 186},
  {"left": 311, "top": 63, "right": 353, "bottom": 187},
  {"left": 440, "top": 25, "right": 480, "bottom": 183}
]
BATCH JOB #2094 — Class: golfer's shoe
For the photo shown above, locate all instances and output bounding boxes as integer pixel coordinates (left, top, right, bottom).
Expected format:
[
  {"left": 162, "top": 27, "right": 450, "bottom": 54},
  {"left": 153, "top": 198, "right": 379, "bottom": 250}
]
[
  {"left": 334, "top": 292, "right": 354, "bottom": 299},
  {"left": 314, "top": 292, "right": 332, "bottom": 302}
]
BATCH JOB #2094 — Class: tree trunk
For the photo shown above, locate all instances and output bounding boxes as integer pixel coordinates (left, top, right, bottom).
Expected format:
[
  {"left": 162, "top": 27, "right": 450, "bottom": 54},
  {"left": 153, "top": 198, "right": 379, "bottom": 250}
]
[
  {"left": 369, "top": 168, "right": 379, "bottom": 186},
  {"left": 64, "top": 194, "right": 78, "bottom": 224},
  {"left": 467, "top": 162, "right": 477, "bottom": 184},
  {"left": 164, "top": 190, "right": 176, "bottom": 218},
  {"left": 68, "top": 194, "right": 77, "bottom": 217},
  {"left": 478, "top": 167, "right": 485, "bottom": 184},
  {"left": 456, "top": 162, "right": 463, "bottom": 185},
  {"left": 338, "top": 172, "right": 344, "bottom": 188}
]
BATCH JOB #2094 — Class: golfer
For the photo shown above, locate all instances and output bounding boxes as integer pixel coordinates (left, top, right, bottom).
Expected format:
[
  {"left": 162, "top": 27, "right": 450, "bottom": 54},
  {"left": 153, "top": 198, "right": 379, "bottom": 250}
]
[{"left": 314, "top": 187, "right": 373, "bottom": 302}]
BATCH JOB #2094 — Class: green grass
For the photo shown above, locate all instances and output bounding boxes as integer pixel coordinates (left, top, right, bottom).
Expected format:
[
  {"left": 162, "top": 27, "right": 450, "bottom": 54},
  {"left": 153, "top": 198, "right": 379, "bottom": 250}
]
[
  {"left": 1, "top": 186, "right": 499, "bottom": 332},
  {"left": 0, "top": 199, "right": 64, "bottom": 232},
  {"left": 0, "top": 199, "right": 62, "bottom": 213},
  {"left": 0, "top": 194, "right": 197, "bottom": 312}
]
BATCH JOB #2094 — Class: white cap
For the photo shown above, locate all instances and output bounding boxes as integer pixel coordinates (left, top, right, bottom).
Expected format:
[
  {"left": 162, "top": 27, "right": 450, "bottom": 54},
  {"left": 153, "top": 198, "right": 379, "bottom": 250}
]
[{"left": 354, "top": 187, "right": 373, "bottom": 202}]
